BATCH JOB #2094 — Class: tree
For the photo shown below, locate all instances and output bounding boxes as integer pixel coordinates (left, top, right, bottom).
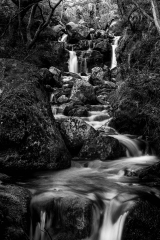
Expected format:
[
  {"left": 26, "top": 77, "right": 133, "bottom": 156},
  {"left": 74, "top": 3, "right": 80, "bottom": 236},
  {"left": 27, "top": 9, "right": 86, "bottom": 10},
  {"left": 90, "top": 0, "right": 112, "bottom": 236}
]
[
  {"left": 150, "top": 0, "right": 160, "bottom": 34},
  {"left": 26, "top": 0, "right": 63, "bottom": 48},
  {"left": 3, "top": 0, "right": 64, "bottom": 48}
]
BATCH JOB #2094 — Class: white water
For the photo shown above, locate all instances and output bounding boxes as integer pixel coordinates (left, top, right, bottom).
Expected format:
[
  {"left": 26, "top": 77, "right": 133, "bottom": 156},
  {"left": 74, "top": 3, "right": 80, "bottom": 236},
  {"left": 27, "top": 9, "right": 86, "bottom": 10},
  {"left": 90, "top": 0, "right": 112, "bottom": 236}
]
[
  {"left": 111, "top": 36, "right": 121, "bottom": 70},
  {"left": 68, "top": 50, "right": 78, "bottom": 73},
  {"left": 84, "top": 57, "right": 88, "bottom": 73},
  {"left": 60, "top": 33, "right": 68, "bottom": 42},
  {"left": 23, "top": 80, "right": 160, "bottom": 240}
]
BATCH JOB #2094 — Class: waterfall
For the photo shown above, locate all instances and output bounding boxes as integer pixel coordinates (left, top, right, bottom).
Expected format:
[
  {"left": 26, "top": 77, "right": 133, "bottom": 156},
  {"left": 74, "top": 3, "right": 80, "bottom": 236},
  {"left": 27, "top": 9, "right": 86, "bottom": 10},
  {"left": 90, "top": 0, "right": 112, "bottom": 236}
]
[
  {"left": 84, "top": 58, "right": 88, "bottom": 74},
  {"left": 60, "top": 33, "right": 68, "bottom": 42},
  {"left": 110, "top": 134, "right": 141, "bottom": 157},
  {"left": 88, "top": 40, "right": 92, "bottom": 51},
  {"left": 19, "top": 101, "right": 160, "bottom": 240},
  {"left": 68, "top": 49, "right": 78, "bottom": 73},
  {"left": 110, "top": 36, "right": 121, "bottom": 70}
]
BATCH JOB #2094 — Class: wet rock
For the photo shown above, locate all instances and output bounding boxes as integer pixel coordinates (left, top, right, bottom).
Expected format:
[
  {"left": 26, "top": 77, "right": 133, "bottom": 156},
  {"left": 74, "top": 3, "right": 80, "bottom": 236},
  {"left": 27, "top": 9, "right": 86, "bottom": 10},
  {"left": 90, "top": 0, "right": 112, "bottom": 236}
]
[
  {"left": 64, "top": 101, "right": 89, "bottom": 117},
  {"left": 52, "top": 24, "right": 66, "bottom": 39},
  {"left": 0, "top": 59, "right": 71, "bottom": 173},
  {"left": 0, "top": 184, "right": 31, "bottom": 240},
  {"left": 56, "top": 117, "right": 96, "bottom": 155},
  {"left": 89, "top": 66, "right": 111, "bottom": 86},
  {"left": 78, "top": 134, "right": 125, "bottom": 161},
  {"left": 97, "top": 125, "right": 118, "bottom": 135},
  {"left": 31, "top": 192, "right": 92, "bottom": 240},
  {"left": 57, "top": 95, "right": 69, "bottom": 104},
  {"left": 123, "top": 197, "right": 160, "bottom": 240},
  {"left": 89, "top": 67, "right": 105, "bottom": 85},
  {"left": 70, "top": 79, "right": 97, "bottom": 104},
  {"left": 63, "top": 72, "right": 82, "bottom": 80},
  {"left": 49, "top": 66, "right": 62, "bottom": 84},
  {"left": 66, "top": 22, "right": 90, "bottom": 43}
]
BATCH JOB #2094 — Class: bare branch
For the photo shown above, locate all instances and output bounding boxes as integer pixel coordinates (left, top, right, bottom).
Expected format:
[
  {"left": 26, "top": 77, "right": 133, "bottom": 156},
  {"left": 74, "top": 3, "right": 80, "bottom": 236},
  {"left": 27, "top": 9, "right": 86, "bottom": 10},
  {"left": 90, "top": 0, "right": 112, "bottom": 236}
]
[
  {"left": 27, "top": 0, "right": 63, "bottom": 48},
  {"left": 27, "top": 3, "right": 38, "bottom": 42},
  {"left": 132, "top": 0, "right": 154, "bottom": 22}
]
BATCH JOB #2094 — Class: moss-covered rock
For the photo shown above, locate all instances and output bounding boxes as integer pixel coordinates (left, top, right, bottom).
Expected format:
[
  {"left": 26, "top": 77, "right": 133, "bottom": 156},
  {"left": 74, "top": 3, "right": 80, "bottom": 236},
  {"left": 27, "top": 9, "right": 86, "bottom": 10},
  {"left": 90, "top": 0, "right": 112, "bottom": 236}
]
[
  {"left": 0, "top": 59, "right": 71, "bottom": 173},
  {"left": 56, "top": 117, "right": 96, "bottom": 155},
  {"left": 79, "top": 133, "right": 125, "bottom": 160}
]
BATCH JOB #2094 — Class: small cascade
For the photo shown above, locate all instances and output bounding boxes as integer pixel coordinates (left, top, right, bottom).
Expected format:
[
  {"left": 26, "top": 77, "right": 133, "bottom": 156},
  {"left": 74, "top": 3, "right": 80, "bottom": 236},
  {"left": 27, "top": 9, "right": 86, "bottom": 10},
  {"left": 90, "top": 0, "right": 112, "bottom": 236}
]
[
  {"left": 88, "top": 40, "right": 92, "bottom": 51},
  {"left": 84, "top": 57, "right": 88, "bottom": 74},
  {"left": 110, "top": 36, "right": 121, "bottom": 70},
  {"left": 60, "top": 33, "right": 68, "bottom": 42},
  {"left": 68, "top": 48, "right": 78, "bottom": 73},
  {"left": 110, "top": 134, "right": 141, "bottom": 157}
]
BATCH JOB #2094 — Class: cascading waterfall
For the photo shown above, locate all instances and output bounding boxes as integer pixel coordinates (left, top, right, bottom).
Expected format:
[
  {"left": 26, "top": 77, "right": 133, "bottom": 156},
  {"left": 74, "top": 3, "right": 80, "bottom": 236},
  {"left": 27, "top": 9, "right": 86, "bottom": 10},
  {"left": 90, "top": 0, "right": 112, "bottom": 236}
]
[
  {"left": 68, "top": 48, "right": 78, "bottom": 73},
  {"left": 110, "top": 36, "right": 121, "bottom": 70},
  {"left": 19, "top": 93, "right": 160, "bottom": 240}
]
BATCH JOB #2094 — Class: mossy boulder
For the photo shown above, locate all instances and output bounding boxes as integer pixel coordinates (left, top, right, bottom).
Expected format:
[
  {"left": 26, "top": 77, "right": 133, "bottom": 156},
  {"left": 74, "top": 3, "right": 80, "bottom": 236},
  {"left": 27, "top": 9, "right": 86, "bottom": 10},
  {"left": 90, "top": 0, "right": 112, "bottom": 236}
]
[
  {"left": 56, "top": 117, "right": 96, "bottom": 155},
  {"left": 0, "top": 59, "right": 71, "bottom": 173},
  {"left": 78, "top": 133, "right": 125, "bottom": 160}
]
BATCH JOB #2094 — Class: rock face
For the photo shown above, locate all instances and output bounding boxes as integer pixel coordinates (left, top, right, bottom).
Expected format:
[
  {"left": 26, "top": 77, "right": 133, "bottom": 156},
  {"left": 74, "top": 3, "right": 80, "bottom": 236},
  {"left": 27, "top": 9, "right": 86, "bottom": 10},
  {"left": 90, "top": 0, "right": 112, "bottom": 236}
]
[
  {"left": 0, "top": 184, "right": 31, "bottom": 240},
  {"left": 70, "top": 79, "right": 97, "bottom": 104},
  {"left": 31, "top": 192, "right": 92, "bottom": 240},
  {"left": 0, "top": 59, "right": 71, "bottom": 173},
  {"left": 56, "top": 117, "right": 96, "bottom": 155},
  {"left": 79, "top": 134, "right": 125, "bottom": 160}
]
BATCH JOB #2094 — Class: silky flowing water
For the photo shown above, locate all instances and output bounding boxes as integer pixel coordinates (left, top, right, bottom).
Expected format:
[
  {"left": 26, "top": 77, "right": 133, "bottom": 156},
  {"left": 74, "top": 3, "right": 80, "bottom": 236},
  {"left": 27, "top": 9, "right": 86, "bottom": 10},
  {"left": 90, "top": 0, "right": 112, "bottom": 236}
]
[
  {"left": 18, "top": 38, "right": 160, "bottom": 240},
  {"left": 18, "top": 101, "right": 160, "bottom": 240}
]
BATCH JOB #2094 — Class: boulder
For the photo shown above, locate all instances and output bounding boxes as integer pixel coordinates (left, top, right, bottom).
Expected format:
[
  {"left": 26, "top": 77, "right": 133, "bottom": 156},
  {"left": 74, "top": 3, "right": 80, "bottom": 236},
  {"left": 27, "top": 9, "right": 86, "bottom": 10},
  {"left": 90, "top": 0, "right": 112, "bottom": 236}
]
[
  {"left": 56, "top": 117, "right": 96, "bottom": 155},
  {"left": 31, "top": 192, "right": 92, "bottom": 240},
  {"left": 66, "top": 22, "right": 90, "bottom": 43},
  {"left": 0, "top": 184, "right": 31, "bottom": 240},
  {"left": 97, "top": 125, "right": 118, "bottom": 135},
  {"left": 52, "top": 24, "right": 66, "bottom": 39},
  {"left": 49, "top": 66, "right": 62, "bottom": 84},
  {"left": 89, "top": 67, "right": 106, "bottom": 85},
  {"left": 70, "top": 79, "right": 97, "bottom": 104},
  {"left": 57, "top": 95, "right": 69, "bottom": 104},
  {"left": 123, "top": 197, "right": 160, "bottom": 240},
  {"left": 63, "top": 101, "right": 89, "bottom": 117},
  {"left": 0, "top": 59, "right": 71, "bottom": 173},
  {"left": 78, "top": 134, "right": 125, "bottom": 160}
]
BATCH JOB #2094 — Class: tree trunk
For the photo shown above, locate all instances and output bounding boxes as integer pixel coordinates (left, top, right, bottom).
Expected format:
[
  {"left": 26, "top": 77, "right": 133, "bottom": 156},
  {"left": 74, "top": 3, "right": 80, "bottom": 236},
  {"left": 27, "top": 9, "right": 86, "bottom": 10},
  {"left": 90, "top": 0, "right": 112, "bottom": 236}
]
[
  {"left": 27, "top": 0, "right": 63, "bottom": 49},
  {"left": 150, "top": 0, "right": 160, "bottom": 35}
]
